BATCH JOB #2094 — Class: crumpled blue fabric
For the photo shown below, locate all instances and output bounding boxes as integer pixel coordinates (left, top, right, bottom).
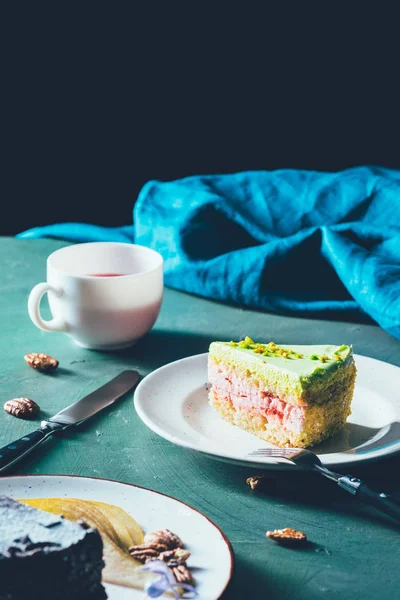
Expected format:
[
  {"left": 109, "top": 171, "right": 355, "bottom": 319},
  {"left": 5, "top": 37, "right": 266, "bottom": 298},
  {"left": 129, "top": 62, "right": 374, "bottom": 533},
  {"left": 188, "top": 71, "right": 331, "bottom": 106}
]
[
  {"left": 17, "top": 166, "right": 400, "bottom": 339},
  {"left": 17, "top": 223, "right": 134, "bottom": 244}
]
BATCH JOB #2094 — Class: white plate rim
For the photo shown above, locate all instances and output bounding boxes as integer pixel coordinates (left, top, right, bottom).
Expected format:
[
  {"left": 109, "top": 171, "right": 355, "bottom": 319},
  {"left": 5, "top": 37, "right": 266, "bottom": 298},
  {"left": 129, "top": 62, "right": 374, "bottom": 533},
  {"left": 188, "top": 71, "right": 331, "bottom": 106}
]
[
  {"left": 1, "top": 473, "right": 234, "bottom": 600},
  {"left": 134, "top": 352, "right": 400, "bottom": 469}
]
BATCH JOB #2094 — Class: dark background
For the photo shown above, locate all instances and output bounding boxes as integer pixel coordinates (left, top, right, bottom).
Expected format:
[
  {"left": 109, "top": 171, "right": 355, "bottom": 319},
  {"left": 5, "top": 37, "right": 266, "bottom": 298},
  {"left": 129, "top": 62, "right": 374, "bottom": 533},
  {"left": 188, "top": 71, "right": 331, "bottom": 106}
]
[{"left": 2, "top": 4, "right": 400, "bottom": 236}]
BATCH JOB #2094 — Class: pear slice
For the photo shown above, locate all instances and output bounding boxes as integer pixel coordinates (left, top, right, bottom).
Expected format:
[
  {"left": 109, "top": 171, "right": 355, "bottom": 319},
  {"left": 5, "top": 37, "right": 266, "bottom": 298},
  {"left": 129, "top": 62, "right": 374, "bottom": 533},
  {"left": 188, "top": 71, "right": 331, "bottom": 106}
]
[
  {"left": 20, "top": 498, "right": 153, "bottom": 590},
  {"left": 91, "top": 500, "right": 144, "bottom": 548}
]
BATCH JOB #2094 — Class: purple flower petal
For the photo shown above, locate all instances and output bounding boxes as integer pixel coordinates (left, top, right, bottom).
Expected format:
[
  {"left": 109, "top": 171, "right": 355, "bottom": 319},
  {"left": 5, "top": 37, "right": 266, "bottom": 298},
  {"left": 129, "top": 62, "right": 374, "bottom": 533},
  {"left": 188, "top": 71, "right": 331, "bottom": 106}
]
[{"left": 141, "top": 560, "right": 197, "bottom": 598}]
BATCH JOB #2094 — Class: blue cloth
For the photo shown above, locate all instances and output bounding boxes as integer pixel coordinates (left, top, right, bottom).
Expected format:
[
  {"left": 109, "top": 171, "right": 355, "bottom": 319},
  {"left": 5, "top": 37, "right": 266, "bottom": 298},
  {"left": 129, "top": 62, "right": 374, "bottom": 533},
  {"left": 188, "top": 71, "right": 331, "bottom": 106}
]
[{"left": 18, "top": 166, "right": 400, "bottom": 339}]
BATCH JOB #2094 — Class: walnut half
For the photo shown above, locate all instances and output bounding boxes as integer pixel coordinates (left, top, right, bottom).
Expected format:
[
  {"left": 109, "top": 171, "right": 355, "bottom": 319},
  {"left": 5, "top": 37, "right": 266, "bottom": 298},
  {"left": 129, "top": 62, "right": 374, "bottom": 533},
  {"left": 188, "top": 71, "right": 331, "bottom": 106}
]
[
  {"left": 24, "top": 352, "right": 59, "bottom": 372},
  {"left": 143, "top": 528, "right": 183, "bottom": 550},
  {"left": 4, "top": 397, "right": 40, "bottom": 419},
  {"left": 266, "top": 528, "right": 307, "bottom": 547},
  {"left": 129, "top": 542, "right": 168, "bottom": 562}
]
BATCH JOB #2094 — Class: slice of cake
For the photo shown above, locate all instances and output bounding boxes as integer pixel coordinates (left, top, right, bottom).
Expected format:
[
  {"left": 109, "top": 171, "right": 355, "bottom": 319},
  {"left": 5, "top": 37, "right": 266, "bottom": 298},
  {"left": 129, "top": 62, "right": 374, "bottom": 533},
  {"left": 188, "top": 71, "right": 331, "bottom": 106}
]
[
  {"left": 208, "top": 338, "right": 356, "bottom": 448},
  {"left": 0, "top": 496, "right": 106, "bottom": 600}
]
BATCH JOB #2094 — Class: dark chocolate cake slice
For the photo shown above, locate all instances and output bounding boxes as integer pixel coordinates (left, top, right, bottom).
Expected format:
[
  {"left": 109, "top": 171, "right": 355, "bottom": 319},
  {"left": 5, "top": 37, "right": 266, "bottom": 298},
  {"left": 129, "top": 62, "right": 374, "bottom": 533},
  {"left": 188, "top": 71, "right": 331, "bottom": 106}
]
[{"left": 0, "top": 495, "right": 107, "bottom": 600}]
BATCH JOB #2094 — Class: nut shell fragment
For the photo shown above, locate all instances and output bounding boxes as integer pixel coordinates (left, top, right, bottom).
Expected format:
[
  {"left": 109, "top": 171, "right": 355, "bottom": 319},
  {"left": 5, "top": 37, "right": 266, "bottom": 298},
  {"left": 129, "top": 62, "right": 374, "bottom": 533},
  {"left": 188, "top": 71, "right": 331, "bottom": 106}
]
[
  {"left": 4, "top": 397, "right": 40, "bottom": 419},
  {"left": 246, "top": 475, "right": 266, "bottom": 490},
  {"left": 24, "top": 352, "right": 59, "bottom": 372},
  {"left": 266, "top": 527, "right": 307, "bottom": 547},
  {"left": 159, "top": 548, "right": 191, "bottom": 565}
]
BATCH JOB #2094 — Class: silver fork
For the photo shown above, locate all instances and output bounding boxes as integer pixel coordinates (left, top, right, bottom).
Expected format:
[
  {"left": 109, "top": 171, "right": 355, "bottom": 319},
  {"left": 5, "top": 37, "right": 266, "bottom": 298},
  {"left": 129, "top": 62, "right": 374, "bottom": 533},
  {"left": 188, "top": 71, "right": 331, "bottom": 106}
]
[{"left": 249, "top": 447, "right": 400, "bottom": 522}]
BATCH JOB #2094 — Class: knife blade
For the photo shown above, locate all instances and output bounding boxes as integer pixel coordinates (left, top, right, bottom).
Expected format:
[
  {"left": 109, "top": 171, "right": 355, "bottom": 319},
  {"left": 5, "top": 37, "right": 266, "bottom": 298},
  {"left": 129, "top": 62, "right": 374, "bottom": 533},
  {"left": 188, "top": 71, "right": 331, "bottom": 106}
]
[
  {"left": 0, "top": 370, "right": 140, "bottom": 474},
  {"left": 48, "top": 370, "right": 140, "bottom": 426}
]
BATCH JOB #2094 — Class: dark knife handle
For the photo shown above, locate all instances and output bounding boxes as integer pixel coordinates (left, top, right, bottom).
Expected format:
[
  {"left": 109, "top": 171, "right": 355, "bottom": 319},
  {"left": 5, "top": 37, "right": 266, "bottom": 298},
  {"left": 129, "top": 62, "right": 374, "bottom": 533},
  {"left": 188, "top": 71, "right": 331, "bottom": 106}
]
[
  {"left": 357, "top": 484, "right": 400, "bottom": 522},
  {"left": 338, "top": 475, "right": 400, "bottom": 522},
  {"left": 0, "top": 422, "right": 64, "bottom": 474}
]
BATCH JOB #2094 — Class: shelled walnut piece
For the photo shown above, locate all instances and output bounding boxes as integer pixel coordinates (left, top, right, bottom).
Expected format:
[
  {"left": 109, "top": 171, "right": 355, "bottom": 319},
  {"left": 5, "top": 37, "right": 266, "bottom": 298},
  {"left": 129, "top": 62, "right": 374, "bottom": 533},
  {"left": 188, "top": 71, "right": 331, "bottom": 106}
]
[
  {"left": 129, "top": 528, "right": 194, "bottom": 585},
  {"left": 128, "top": 542, "right": 167, "bottom": 562},
  {"left": 4, "top": 397, "right": 40, "bottom": 419},
  {"left": 144, "top": 528, "right": 183, "bottom": 549},
  {"left": 266, "top": 527, "right": 307, "bottom": 547},
  {"left": 170, "top": 563, "right": 194, "bottom": 585},
  {"left": 24, "top": 352, "right": 59, "bottom": 372}
]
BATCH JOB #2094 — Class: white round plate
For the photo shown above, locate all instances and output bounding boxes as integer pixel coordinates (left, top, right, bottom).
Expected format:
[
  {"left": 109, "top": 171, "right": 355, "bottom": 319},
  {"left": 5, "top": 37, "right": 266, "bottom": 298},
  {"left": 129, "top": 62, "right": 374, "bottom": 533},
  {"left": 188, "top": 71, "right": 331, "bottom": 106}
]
[
  {"left": 0, "top": 475, "right": 233, "bottom": 600},
  {"left": 134, "top": 353, "right": 400, "bottom": 469}
]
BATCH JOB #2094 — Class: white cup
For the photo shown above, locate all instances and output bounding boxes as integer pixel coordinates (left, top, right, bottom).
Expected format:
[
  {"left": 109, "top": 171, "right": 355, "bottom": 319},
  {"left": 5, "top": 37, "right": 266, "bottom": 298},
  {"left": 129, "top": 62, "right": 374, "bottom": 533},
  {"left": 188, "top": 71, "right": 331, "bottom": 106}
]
[{"left": 28, "top": 242, "right": 164, "bottom": 350}]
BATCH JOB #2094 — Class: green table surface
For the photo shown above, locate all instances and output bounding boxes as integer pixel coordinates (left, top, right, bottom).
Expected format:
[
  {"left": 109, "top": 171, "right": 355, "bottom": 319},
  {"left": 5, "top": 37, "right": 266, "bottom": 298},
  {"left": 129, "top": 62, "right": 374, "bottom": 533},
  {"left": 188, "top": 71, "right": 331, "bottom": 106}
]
[{"left": 1, "top": 238, "right": 400, "bottom": 600}]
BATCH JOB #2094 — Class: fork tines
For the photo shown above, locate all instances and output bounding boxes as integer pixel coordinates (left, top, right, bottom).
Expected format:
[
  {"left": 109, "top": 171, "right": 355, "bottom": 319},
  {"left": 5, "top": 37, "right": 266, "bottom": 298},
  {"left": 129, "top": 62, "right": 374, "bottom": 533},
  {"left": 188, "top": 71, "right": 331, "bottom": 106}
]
[{"left": 249, "top": 448, "right": 302, "bottom": 457}]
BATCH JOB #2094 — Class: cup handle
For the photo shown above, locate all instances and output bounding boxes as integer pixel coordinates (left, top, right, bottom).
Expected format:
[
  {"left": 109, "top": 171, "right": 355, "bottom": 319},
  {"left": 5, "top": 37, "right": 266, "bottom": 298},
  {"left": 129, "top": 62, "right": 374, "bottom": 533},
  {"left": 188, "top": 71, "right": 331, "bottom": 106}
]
[{"left": 28, "top": 282, "right": 67, "bottom": 332}]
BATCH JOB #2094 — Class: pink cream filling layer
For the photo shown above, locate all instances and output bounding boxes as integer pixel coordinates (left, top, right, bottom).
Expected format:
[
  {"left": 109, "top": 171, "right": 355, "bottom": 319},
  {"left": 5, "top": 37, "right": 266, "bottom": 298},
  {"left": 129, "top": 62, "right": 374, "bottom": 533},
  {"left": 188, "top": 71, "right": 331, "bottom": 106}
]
[{"left": 209, "top": 359, "right": 307, "bottom": 434}]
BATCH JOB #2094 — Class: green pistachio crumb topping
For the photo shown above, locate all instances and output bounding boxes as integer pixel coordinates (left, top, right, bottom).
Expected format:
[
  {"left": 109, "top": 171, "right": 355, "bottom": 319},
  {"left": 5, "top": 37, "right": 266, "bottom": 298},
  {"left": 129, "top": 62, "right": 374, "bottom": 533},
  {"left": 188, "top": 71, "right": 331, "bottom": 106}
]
[
  {"left": 228, "top": 339, "right": 348, "bottom": 364},
  {"left": 334, "top": 345, "right": 348, "bottom": 355},
  {"left": 230, "top": 338, "right": 304, "bottom": 360}
]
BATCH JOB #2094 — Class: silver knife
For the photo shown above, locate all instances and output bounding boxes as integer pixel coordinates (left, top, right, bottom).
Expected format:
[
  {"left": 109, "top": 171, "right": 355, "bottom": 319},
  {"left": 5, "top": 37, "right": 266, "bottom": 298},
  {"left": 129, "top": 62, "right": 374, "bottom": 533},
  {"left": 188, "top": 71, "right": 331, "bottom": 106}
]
[{"left": 0, "top": 370, "right": 140, "bottom": 474}]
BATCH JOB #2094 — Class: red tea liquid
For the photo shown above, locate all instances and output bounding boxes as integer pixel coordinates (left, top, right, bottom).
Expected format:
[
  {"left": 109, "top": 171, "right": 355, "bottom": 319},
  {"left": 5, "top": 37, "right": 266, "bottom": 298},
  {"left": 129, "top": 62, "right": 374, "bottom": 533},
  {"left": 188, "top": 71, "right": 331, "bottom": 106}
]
[{"left": 86, "top": 273, "right": 126, "bottom": 277}]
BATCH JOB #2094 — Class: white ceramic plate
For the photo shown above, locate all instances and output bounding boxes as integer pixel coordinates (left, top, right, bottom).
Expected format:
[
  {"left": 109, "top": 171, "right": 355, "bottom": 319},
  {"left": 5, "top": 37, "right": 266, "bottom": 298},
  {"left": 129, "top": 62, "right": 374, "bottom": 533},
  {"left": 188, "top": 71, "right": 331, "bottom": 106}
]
[
  {"left": 0, "top": 475, "right": 233, "bottom": 600},
  {"left": 134, "top": 353, "right": 400, "bottom": 469}
]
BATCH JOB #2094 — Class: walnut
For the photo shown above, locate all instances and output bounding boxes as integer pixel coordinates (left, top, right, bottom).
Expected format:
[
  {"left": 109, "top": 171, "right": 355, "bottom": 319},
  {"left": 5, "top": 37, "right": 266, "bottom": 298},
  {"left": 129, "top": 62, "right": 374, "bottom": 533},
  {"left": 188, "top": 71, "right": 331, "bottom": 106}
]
[
  {"left": 266, "top": 528, "right": 307, "bottom": 547},
  {"left": 140, "top": 528, "right": 194, "bottom": 585},
  {"left": 143, "top": 528, "right": 183, "bottom": 550},
  {"left": 24, "top": 352, "right": 59, "bottom": 372},
  {"left": 4, "top": 398, "right": 40, "bottom": 419},
  {"left": 171, "top": 564, "right": 194, "bottom": 585},
  {"left": 128, "top": 542, "right": 168, "bottom": 563},
  {"left": 130, "top": 550, "right": 158, "bottom": 563}
]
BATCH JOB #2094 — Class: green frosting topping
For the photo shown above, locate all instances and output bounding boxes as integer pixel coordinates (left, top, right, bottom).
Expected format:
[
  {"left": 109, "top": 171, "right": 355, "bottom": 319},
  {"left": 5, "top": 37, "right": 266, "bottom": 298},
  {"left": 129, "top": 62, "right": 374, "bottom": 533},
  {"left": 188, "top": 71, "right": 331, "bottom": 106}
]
[
  {"left": 229, "top": 337, "right": 346, "bottom": 363},
  {"left": 210, "top": 340, "right": 353, "bottom": 395},
  {"left": 230, "top": 337, "right": 304, "bottom": 359}
]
